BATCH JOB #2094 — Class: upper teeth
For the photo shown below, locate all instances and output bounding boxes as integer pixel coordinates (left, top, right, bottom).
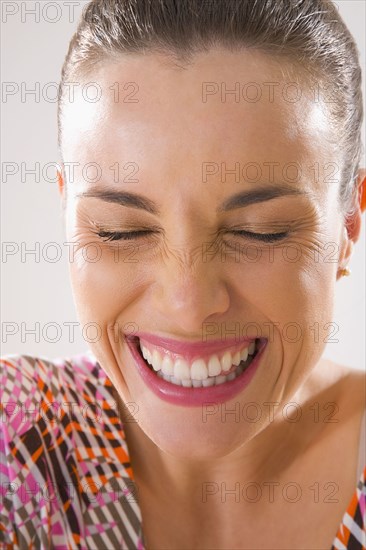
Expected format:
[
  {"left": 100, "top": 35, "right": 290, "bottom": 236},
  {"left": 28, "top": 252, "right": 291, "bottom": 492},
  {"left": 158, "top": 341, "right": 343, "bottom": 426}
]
[{"left": 140, "top": 342, "right": 256, "bottom": 381}]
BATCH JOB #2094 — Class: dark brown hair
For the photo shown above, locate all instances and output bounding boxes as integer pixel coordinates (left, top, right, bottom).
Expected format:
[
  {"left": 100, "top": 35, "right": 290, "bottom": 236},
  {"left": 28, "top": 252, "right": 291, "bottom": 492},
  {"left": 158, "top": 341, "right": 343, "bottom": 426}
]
[{"left": 58, "top": 0, "right": 363, "bottom": 215}]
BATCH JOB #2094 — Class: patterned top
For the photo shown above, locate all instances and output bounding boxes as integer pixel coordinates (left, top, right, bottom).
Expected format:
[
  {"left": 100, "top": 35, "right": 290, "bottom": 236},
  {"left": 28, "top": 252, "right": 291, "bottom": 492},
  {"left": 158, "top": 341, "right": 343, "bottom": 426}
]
[{"left": 0, "top": 352, "right": 365, "bottom": 550}]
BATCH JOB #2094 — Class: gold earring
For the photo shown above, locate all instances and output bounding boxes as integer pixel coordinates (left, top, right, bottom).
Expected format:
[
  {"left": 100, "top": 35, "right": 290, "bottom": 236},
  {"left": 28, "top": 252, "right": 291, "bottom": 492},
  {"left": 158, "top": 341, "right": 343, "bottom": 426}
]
[{"left": 339, "top": 266, "right": 351, "bottom": 277}]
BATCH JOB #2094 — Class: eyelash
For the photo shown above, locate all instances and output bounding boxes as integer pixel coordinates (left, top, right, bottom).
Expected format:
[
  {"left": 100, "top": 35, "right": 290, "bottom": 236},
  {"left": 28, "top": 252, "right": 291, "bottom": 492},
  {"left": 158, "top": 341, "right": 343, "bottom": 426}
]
[
  {"left": 231, "top": 230, "right": 289, "bottom": 242},
  {"left": 96, "top": 230, "right": 152, "bottom": 241},
  {"left": 96, "top": 229, "right": 289, "bottom": 243}
]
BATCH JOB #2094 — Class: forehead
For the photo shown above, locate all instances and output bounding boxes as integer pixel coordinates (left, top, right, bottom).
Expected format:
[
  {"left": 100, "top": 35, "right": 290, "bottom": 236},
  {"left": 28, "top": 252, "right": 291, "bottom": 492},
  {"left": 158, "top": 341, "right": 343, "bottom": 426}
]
[{"left": 61, "top": 49, "right": 336, "bottom": 193}]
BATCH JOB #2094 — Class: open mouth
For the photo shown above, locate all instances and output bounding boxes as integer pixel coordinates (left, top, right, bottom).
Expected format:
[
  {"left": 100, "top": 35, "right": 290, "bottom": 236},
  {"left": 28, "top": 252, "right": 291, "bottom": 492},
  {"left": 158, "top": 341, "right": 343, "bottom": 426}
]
[{"left": 132, "top": 337, "right": 261, "bottom": 388}]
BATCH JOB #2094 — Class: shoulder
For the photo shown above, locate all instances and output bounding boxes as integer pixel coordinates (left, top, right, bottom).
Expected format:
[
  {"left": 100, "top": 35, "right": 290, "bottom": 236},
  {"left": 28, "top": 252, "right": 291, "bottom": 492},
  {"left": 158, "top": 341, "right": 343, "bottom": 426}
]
[
  {"left": 0, "top": 350, "right": 130, "bottom": 478},
  {"left": 294, "top": 359, "right": 365, "bottom": 473},
  {"left": 307, "top": 359, "right": 366, "bottom": 451},
  {"left": 0, "top": 353, "right": 139, "bottom": 548},
  {"left": 0, "top": 351, "right": 113, "bottom": 435},
  {"left": 0, "top": 350, "right": 107, "bottom": 394},
  {"left": 301, "top": 358, "right": 365, "bottom": 414},
  {"left": 329, "top": 361, "right": 365, "bottom": 421}
]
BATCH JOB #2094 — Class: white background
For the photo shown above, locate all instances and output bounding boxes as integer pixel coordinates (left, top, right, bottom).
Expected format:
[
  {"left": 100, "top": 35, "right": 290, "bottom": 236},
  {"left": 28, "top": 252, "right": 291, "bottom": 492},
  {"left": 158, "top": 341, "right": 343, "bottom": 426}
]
[{"left": 1, "top": 1, "right": 365, "bottom": 369}]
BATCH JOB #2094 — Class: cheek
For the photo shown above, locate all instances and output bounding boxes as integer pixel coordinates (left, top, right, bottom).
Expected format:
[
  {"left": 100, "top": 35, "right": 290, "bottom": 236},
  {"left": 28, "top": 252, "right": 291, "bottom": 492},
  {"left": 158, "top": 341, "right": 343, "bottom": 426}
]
[
  {"left": 68, "top": 241, "right": 143, "bottom": 323},
  {"left": 226, "top": 242, "right": 336, "bottom": 345}
]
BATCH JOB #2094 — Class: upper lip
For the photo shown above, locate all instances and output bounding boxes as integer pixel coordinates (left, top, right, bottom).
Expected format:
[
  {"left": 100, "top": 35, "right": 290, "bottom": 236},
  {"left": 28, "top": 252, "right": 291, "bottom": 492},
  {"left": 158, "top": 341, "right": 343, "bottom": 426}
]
[{"left": 128, "top": 332, "right": 259, "bottom": 360}]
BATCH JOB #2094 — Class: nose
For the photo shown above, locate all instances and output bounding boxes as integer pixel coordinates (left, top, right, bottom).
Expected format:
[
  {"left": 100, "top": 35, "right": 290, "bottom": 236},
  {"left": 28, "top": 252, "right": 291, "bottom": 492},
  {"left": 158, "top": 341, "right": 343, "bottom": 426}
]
[{"left": 149, "top": 255, "right": 230, "bottom": 334}]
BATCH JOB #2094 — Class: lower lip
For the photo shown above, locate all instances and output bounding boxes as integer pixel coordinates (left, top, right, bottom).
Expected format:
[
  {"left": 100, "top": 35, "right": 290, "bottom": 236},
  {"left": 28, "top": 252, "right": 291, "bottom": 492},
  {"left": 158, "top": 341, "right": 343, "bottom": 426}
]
[{"left": 126, "top": 338, "right": 267, "bottom": 407}]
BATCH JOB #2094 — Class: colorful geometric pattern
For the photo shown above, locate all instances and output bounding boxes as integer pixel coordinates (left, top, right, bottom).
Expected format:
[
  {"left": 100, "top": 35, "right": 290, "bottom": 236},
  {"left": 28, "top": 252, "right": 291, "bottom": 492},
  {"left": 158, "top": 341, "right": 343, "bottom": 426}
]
[
  {"left": 0, "top": 353, "right": 144, "bottom": 549},
  {"left": 331, "top": 467, "right": 366, "bottom": 549},
  {"left": 0, "top": 352, "right": 364, "bottom": 549}
]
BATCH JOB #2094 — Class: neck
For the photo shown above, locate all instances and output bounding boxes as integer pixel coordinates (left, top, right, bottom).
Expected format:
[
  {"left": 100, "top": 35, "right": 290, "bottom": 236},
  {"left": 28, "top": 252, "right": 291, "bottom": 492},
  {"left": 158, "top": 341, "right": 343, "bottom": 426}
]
[{"left": 118, "top": 396, "right": 302, "bottom": 502}]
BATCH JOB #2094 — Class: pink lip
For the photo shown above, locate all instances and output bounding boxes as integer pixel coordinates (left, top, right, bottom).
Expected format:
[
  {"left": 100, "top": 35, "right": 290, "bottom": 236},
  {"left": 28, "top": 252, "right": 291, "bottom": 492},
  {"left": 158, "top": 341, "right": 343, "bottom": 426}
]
[
  {"left": 126, "top": 337, "right": 267, "bottom": 407},
  {"left": 131, "top": 332, "right": 257, "bottom": 361}
]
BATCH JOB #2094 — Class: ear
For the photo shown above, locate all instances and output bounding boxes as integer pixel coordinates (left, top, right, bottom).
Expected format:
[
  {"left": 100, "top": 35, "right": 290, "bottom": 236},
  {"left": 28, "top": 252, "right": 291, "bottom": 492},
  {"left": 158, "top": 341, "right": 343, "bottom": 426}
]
[
  {"left": 357, "top": 167, "right": 366, "bottom": 214},
  {"left": 56, "top": 164, "right": 66, "bottom": 208},
  {"left": 337, "top": 168, "right": 366, "bottom": 278},
  {"left": 56, "top": 165, "right": 65, "bottom": 199},
  {"left": 345, "top": 167, "right": 366, "bottom": 242}
]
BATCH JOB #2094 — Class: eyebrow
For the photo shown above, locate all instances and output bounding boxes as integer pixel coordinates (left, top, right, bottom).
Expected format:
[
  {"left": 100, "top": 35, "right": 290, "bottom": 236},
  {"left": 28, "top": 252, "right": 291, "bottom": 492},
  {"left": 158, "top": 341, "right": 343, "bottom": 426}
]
[
  {"left": 217, "top": 184, "right": 305, "bottom": 212},
  {"left": 76, "top": 189, "right": 160, "bottom": 215},
  {"left": 77, "top": 184, "right": 305, "bottom": 215}
]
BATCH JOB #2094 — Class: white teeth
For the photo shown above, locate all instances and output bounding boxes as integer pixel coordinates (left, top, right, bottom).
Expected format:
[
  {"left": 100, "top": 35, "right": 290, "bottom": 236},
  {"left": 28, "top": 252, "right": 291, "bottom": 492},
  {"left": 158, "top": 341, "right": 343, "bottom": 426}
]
[
  {"left": 207, "top": 355, "right": 221, "bottom": 376},
  {"left": 151, "top": 349, "right": 162, "bottom": 372},
  {"left": 142, "top": 346, "right": 152, "bottom": 364},
  {"left": 155, "top": 361, "right": 250, "bottom": 387},
  {"left": 202, "top": 378, "right": 215, "bottom": 387},
  {"left": 232, "top": 351, "right": 241, "bottom": 366},
  {"left": 140, "top": 341, "right": 256, "bottom": 381},
  {"left": 161, "top": 355, "right": 174, "bottom": 376},
  {"left": 191, "top": 359, "right": 208, "bottom": 380},
  {"left": 221, "top": 351, "right": 233, "bottom": 372},
  {"left": 241, "top": 348, "right": 248, "bottom": 362},
  {"left": 174, "top": 358, "right": 191, "bottom": 380}
]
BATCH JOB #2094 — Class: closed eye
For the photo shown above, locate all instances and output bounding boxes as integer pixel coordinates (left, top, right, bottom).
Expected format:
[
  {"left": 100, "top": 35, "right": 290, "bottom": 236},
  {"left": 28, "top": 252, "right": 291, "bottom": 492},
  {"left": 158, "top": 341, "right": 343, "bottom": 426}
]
[
  {"left": 231, "top": 230, "right": 289, "bottom": 242},
  {"left": 96, "top": 230, "right": 153, "bottom": 241},
  {"left": 95, "top": 229, "right": 289, "bottom": 243}
]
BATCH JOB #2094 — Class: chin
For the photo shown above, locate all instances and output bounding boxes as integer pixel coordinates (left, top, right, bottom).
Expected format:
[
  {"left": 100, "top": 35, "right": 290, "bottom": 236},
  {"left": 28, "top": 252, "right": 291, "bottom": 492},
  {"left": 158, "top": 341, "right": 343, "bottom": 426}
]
[{"left": 137, "top": 409, "right": 259, "bottom": 460}]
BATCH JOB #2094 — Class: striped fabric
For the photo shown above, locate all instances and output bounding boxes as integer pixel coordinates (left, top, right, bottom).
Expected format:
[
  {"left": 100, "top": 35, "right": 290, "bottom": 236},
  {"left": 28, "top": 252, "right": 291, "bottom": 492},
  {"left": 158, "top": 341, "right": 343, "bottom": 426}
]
[
  {"left": 0, "top": 353, "right": 144, "bottom": 549},
  {"left": 0, "top": 352, "right": 365, "bottom": 549},
  {"left": 331, "top": 467, "right": 366, "bottom": 550}
]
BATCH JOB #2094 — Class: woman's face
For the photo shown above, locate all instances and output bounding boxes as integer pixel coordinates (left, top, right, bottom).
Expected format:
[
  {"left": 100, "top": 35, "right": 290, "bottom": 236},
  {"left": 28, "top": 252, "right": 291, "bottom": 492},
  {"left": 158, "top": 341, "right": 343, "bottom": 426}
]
[{"left": 61, "top": 49, "right": 351, "bottom": 458}]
